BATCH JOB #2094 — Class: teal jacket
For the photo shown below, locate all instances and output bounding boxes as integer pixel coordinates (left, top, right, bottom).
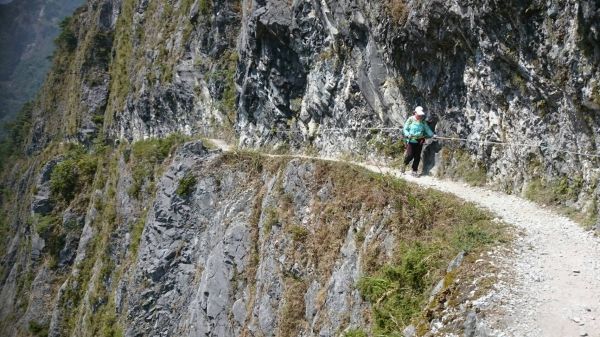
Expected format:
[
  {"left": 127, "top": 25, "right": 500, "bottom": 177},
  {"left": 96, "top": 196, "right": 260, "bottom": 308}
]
[{"left": 403, "top": 116, "right": 434, "bottom": 143}]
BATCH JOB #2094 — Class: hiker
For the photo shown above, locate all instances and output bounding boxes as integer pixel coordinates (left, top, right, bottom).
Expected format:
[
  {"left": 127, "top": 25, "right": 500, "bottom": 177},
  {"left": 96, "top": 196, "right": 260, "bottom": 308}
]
[{"left": 403, "top": 106, "right": 435, "bottom": 177}]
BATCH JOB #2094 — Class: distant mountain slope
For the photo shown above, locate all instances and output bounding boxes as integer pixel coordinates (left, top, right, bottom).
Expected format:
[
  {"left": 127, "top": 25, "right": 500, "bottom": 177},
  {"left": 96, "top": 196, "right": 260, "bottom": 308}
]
[{"left": 0, "top": 0, "right": 83, "bottom": 126}]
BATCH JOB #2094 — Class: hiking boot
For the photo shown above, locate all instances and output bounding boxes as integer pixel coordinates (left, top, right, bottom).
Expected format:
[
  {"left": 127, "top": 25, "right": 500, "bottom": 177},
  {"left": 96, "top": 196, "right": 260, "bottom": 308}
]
[{"left": 410, "top": 171, "right": 419, "bottom": 177}]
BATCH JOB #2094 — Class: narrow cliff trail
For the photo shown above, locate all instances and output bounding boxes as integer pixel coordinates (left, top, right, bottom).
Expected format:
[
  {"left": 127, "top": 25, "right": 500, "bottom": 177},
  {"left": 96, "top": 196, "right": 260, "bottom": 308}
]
[{"left": 208, "top": 139, "right": 600, "bottom": 337}]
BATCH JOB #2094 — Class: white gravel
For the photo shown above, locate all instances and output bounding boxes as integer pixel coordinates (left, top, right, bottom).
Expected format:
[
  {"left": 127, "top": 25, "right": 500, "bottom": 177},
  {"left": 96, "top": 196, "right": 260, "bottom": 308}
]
[{"left": 210, "top": 139, "right": 600, "bottom": 337}]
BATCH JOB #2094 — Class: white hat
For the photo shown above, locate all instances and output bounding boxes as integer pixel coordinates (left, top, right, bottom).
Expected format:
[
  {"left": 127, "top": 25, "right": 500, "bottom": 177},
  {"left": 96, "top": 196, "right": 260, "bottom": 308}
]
[{"left": 415, "top": 106, "right": 425, "bottom": 116}]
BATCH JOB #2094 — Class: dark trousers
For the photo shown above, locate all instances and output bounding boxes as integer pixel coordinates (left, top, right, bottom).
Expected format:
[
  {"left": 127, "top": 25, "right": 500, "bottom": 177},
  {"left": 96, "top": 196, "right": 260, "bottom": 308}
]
[{"left": 404, "top": 142, "right": 423, "bottom": 172}]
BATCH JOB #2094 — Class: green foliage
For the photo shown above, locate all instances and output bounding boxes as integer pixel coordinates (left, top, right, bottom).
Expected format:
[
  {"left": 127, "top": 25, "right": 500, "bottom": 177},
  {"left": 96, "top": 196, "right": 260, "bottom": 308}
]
[
  {"left": 199, "top": 0, "right": 212, "bottom": 15},
  {"left": 50, "top": 160, "right": 78, "bottom": 200},
  {"left": 129, "top": 214, "right": 147, "bottom": 256},
  {"left": 358, "top": 243, "right": 432, "bottom": 331},
  {"left": 28, "top": 320, "right": 49, "bottom": 337},
  {"left": 34, "top": 214, "right": 64, "bottom": 268},
  {"left": 176, "top": 173, "right": 197, "bottom": 197},
  {"left": 349, "top": 173, "right": 506, "bottom": 335},
  {"left": 92, "top": 114, "right": 105, "bottom": 125},
  {"left": 49, "top": 146, "right": 98, "bottom": 201},
  {"left": 344, "top": 329, "right": 368, "bottom": 337},
  {"left": 108, "top": 0, "right": 135, "bottom": 115},
  {"left": 0, "top": 101, "right": 33, "bottom": 171},
  {"left": 264, "top": 207, "right": 278, "bottom": 234},
  {"left": 55, "top": 16, "right": 77, "bottom": 52},
  {"left": 511, "top": 72, "right": 527, "bottom": 93},
  {"left": 371, "top": 137, "right": 406, "bottom": 160},
  {"left": 439, "top": 149, "right": 487, "bottom": 186},
  {"left": 525, "top": 176, "right": 583, "bottom": 206},
  {"left": 207, "top": 50, "right": 238, "bottom": 122}
]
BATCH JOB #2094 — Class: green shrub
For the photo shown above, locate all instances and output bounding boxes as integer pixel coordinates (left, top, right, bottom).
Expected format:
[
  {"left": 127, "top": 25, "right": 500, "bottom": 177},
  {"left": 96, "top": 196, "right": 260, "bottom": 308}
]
[
  {"left": 55, "top": 17, "right": 77, "bottom": 52},
  {"left": 49, "top": 149, "right": 98, "bottom": 201},
  {"left": 50, "top": 160, "right": 78, "bottom": 201},
  {"left": 344, "top": 328, "right": 368, "bottom": 337},
  {"left": 34, "top": 214, "right": 65, "bottom": 268},
  {"left": 440, "top": 150, "right": 487, "bottom": 186},
  {"left": 372, "top": 138, "right": 405, "bottom": 159},
  {"left": 0, "top": 101, "right": 33, "bottom": 171},
  {"left": 199, "top": 0, "right": 212, "bottom": 15},
  {"left": 129, "top": 215, "right": 146, "bottom": 256},
  {"left": 358, "top": 243, "right": 431, "bottom": 333},
  {"left": 28, "top": 320, "right": 49, "bottom": 337},
  {"left": 176, "top": 173, "right": 197, "bottom": 197},
  {"left": 288, "top": 225, "right": 308, "bottom": 242}
]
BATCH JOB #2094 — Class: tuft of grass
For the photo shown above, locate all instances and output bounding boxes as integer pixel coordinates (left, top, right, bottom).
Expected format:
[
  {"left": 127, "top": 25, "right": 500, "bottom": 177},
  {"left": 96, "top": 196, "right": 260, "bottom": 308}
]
[
  {"left": 370, "top": 137, "right": 406, "bottom": 166},
  {"left": 438, "top": 149, "right": 487, "bottom": 186},
  {"left": 277, "top": 278, "right": 308, "bottom": 337},
  {"left": 387, "top": 0, "right": 408, "bottom": 25},
  {"left": 525, "top": 176, "right": 583, "bottom": 206},
  {"left": 288, "top": 225, "right": 309, "bottom": 242},
  {"left": 357, "top": 243, "right": 432, "bottom": 330},
  {"left": 525, "top": 176, "right": 596, "bottom": 228},
  {"left": 264, "top": 207, "right": 279, "bottom": 235},
  {"left": 199, "top": 0, "right": 212, "bottom": 15},
  {"left": 344, "top": 329, "right": 368, "bottom": 337},
  {"left": 176, "top": 173, "right": 197, "bottom": 197},
  {"left": 129, "top": 213, "right": 147, "bottom": 257}
]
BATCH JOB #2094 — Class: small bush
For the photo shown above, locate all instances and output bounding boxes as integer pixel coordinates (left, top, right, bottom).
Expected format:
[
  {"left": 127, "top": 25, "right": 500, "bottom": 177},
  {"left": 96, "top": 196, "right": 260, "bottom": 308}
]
[
  {"left": 0, "top": 101, "right": 33, "bottom": 171},
  {"left": 288, "top": 225, "right": 308, "bottom": 242},
  {"left": 176, "top": 173, "right": 197, "bottom": 197},
  {"left": 55, "top": 17, "right": 78, "bottom": 52},
  {"left": 357, "top": 243, "right": 439, "bottom": 334},
  {"left": 50, "top": 160, "right": 78, "bottom": 201},
  {"left": 34, "top": 214, "right": 65, "bottom": 268},
  {"left": 49, "top": 149, "right": 98, "bottom": 202},
  {"left": 28, "top": 320, "right": 49, "bottom": 337}
]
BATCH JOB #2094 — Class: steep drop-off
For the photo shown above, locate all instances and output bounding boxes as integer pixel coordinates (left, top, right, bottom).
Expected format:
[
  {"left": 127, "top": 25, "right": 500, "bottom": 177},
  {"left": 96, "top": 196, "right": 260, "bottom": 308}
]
[{"left": 0, "top": 139, "right": 505, "bottom": 336}]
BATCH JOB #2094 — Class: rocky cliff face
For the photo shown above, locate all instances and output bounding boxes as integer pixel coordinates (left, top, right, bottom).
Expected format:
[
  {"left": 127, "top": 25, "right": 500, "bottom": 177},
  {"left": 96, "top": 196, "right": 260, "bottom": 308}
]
[
  {"left": 0, "top": 0, "right": 598, "bottom": 336},
  {"left": 24, "top": 0, "right": 600, "bottom": 220}
]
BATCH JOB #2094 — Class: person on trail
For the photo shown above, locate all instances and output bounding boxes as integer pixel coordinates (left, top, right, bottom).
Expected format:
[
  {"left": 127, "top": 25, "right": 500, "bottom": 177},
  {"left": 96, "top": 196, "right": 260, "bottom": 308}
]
[{"left": 403, "top": 106, "right": 435, "bottom": 177}]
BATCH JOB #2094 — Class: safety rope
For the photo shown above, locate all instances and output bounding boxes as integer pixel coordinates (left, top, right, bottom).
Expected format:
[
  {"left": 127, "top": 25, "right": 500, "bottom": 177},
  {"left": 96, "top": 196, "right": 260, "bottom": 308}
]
[{"left": 267, "top": 127, "right": 600, "bottom": 159}]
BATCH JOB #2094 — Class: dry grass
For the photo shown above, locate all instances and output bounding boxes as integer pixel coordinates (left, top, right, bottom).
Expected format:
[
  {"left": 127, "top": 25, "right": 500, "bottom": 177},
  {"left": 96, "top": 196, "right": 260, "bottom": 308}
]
[
  {"left": 387, "top": 0, "right": 409, "bottom": 25},
  {"left": 212, "top": 151, "right": 509, "bottom": 335},
  {"left": 278, "top": 278, "right": 309, "bottom": 337}
]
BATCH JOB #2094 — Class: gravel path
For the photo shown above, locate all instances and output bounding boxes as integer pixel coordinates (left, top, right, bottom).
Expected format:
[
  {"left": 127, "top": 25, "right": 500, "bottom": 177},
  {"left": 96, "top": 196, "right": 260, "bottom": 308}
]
[{"left": 209, "top": 139, "right": 600, "bottom": 336}]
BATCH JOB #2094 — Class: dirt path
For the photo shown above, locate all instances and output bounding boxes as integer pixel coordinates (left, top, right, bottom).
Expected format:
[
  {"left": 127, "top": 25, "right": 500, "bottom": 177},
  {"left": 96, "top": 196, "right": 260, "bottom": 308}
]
[{"left": 209, "top": 139, "right": 600, "bottom": 337}]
